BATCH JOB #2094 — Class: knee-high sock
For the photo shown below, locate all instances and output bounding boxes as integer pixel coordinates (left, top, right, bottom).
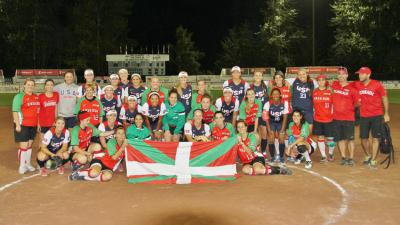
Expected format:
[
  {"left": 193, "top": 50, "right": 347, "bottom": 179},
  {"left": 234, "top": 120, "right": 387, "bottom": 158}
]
[
  {"left": 18, "top": 148, "right": 28, "bottom": 167},
  {"left": 318, "top": 141, "right": 327, "bottom": 158},
  {"left": 36, "top": 158, "right": 46, "bottom": 168},
  {"left": 274, "top": 138, "right": 279, "bottom": 155},
  {"left": 279, "top": 144, "right": 285, "bottom": 158},
  {"left": 261, "top": 139, "right": 268, "bottom": 154},
  {"left": 26, "top": 148, "right": 33, "bottom": 167},
  {"left": 268, "top": 144, "right": 275, "bottom": 159},
  {"left": 303, "top": 151, "right": 311, "bottom": 162}
]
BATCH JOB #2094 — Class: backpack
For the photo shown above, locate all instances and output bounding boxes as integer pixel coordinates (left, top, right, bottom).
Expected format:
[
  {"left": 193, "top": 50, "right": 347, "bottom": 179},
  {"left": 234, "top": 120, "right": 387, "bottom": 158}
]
[{"left": 379, "top": 123, "right": 395, "bottom": 169}]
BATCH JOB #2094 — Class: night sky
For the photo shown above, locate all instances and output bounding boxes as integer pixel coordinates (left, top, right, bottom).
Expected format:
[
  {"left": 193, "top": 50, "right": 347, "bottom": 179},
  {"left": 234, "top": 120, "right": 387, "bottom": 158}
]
[{"left": 128, "top": 0, "right": 334, "bottom": 72}]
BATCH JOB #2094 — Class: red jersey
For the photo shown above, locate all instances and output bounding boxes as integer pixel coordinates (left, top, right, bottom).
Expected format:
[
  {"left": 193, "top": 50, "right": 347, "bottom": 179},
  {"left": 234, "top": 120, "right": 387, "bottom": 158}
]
[
  {"left": 313, "top": 88, "right": 333, "bottom": 122},
  {"left": 202, "top": 108, "right": 215, "bottom": 124},
  {"left": 352, "top": 80, "right": 386, "bottom": 117},
  {"left": 75, "top": 97, "right": 104, "bottom": 126},
  {"left": 271, "top": 85, "right": 292, "bottom": 113},
  {"left": 12, "top": 92, "right": 40, "bottom": 126},
  {"left": 210, "top": 122, "right": 235, "bottom": 140},
  {"left": 71, "top": 124, "right": 100, "bottom": 149},
  {"left": 100, "top": 139, "right": 125, "bottom": 170},
  {"left": 331, "top": 81, "right": 359, "bottom": 121},
  {"left": 39, "top": 92, "right": 59, "bottom": 127}
]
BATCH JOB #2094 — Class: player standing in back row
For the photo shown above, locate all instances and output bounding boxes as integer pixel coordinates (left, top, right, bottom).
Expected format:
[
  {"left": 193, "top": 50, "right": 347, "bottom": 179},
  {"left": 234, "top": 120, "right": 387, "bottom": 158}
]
[
  {"left": 223, "top": 66, "right": 249, "bottom": 103},
  {"left": 353, "top": 67, "right": 390, "bottom": 168}
]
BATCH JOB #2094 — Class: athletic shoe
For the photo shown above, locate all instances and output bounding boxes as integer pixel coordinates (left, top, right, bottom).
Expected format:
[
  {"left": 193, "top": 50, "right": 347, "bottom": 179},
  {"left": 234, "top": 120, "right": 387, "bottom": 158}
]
[
  {"left": 300, "top": 157, "right": 306, "bottom": 163},
  {"left": 328, "top": 154, "right": 334, "bottom": 162},
  {"left": 305, "top": 161, "right": 312, "bottom": 169},
  {"left": 320, "top": 157, "right": 328, "bottom": 164},
  {"left": 287, "top": 156, "right": 295, "bottom": 163},
  {"left": 346, "top": 159, "right": 355, "bottom": 167},
  {"left": 117, "top": 163, "right": 124, "bottom": 173},
  {"left": 26, "top": 164, "right": 36, "bottom": 172},
  {"left": 18, "top": 165, "right": 27, "bottom": 174},
  {"left": 40, "top": 167, "right": 48, "bottom": 176},
  {"left": 340, "top": 158, "right": 347, "bottom": 166},
  {"left": 68, "top": 171, "right": 84, "bottom": 181},
  {"left": 294, "top": 158, "right": 302, "bottom": 165},
  {"left": 363, "top": 156, "right": 372, "bottom": 165},
  {"left": 57, "top": 166, "right": 65, "bottom": 175},
  {"left": 279, "top": 157, "right": 285, "bottom": 164},
  {"left": 71, "top": 163, "right": 81, "bottom": 172},
  {"left": 369, "top": 160, "right": 378, "bottom": 169},
  {"left": 279, "top": 166, "right": 293, "bottom": 175}
]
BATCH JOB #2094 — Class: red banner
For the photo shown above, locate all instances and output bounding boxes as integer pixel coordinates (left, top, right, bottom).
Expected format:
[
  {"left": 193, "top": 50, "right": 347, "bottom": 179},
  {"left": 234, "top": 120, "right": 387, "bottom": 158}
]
[{"left": 15, "top": 69, "right": 74, "bottom": 77}]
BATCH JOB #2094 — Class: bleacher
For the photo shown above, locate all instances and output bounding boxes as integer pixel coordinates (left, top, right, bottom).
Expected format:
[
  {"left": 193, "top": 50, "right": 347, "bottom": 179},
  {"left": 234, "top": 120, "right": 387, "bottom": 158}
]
[
  {"left": 285, "top": 66, "right": 346, "bottom": 79},
  {"left": 0, "top": 70, "right": 4, "bottom": 84},
  {"left": 12, "top": 69, "right": 75, "bottom": 84}
]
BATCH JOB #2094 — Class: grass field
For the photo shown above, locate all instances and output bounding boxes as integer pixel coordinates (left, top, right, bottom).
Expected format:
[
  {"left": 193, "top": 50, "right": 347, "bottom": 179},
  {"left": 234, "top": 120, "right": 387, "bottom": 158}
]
[{"left": 0, "top": 89, "right": 399, "bottom": 107}]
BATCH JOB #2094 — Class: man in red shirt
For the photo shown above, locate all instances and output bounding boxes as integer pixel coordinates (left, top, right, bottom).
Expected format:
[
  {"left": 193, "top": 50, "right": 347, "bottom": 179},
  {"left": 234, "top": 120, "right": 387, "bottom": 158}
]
[
  {"left": 331, "top": 68, "right": 360, "bottom": 166},
  {"left": 353, "top": 67, "right": 390, "bottom": 168},
  {"left": 313, "top": 75, "right": 335, "bottom": 163}
]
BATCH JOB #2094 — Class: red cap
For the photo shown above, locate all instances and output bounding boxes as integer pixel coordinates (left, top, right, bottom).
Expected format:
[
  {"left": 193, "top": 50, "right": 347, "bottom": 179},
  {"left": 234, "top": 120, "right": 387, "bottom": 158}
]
[
  {"left": 316, "top": 74, "right": 327, "bottom": 80},
  {"left": 78, "top": 112, "right": 91, "bottom": 121},
  {"left": 355, "top": 67, "right": 372, "bottom": 74}
]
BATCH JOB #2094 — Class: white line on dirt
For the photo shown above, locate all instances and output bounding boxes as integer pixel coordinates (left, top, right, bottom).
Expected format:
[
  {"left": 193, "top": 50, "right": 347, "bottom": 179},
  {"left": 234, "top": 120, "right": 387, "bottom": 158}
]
[
  {"left": 0, "top": 173, "right": 40, "bottom": 192},
  {"left": 289, "top": 166, "right": 349, "bottom": 225}
]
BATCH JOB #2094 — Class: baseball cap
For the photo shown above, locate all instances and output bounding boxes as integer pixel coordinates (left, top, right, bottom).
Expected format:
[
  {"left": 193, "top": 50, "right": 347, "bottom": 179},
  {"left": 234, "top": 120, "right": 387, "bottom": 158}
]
[
  {"left": 223, "top": 87, "right": 233, "bottom": 93},
  {"left": 78, "top": 111, "right": 91, "bottom": 121},
  {"left": 149, "top": 91, "right": 160, "bottom": 98},
  {"left": 231, "top": 66, "right": 241, "bottom": 73},
  {"left": 178, "top": 71, "right": 188, "bottom": 78},
  {"left": 127, "top": 95, "right": 137, "bottom": 101},
  {"left": 110, "top": 74, "right": 119, "bottom": 80},
  {"left": 131, "top": 73, "right": 141, "bottom": 79},
  {"left": 106, "top": 109, "right": 117, "bottom": 116},
  {"left": 355, "top": 67, "right": 372, "bottom": 74},
  {"left": 316, "top": 74, "right": 327, "bottom": 80}
]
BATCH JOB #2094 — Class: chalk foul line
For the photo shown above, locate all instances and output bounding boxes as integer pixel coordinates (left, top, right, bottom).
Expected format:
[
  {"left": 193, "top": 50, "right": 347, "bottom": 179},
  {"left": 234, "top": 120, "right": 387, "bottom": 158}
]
[{"left": 289, "top": 166, "right": 349, "bottom": 225}]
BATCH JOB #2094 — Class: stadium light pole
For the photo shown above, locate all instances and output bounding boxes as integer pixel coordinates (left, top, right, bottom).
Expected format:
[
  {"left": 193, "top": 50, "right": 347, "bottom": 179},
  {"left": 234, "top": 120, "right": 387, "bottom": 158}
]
[{"left": 312, "top": 0, "right": 316, "bottom": 66}]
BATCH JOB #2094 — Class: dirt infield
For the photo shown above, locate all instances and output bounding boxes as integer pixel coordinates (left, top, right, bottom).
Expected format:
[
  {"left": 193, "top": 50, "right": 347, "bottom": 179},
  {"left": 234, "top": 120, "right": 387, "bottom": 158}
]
[{"left": 0, "top": 106, "right": 399, "bottom": 225}]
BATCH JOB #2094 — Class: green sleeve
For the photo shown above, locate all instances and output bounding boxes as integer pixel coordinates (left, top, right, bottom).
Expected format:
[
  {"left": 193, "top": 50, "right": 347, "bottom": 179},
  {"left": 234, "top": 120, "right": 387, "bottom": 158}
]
[
  {"left": 106, "top": 138, "right": 117, "bottom": 156},
  {"left": 238, "top": 101, "right": 246, "bottom": 120},
  {"left": 143, "top": 127, "right": 151, "bottom": 140},
  {"left": 287, "top": 122, "right": 294, "bottom": 136},
  {"left": 74, "top": 97, "right": 83, "bottom": 115},
  {"left": 70, "top": 126, "right": 80, "bottom": 146},
  {"left": 126, "top": 125, "right": 136, "bottom": 140},
  {"left": 209, "top": 122, "right": 215, "bottom": 131},
  {"left": 248, "top": 134, "right": 257, "bottom": 153},
  {"left": 96, "top": 98, "right": 104, "bottom": 117},
  {"left": 300, "top": 122, "right": 310, "bottom": 138},
  {"left": 174, "top": 103, "right": 186, "bottom": 135},
  {"left": 210, "top": 105, "right": 216, "bottom": 113},
  {"left": 89, "top": 124, "right": 100, "bottom": 137},
  {"left": 12, "top": 93, "right": 24, "bottom": 112},
  {"left": 226, "top": 123, "right": 236, "bottom": 137},
  {"left": 191, "top": 93, "right": 198, "bottom": 109},
  {"left": 141, "top": 89, "right": 149, "bottom": 106},
  {"left": 255, "top": 99, "right": 262, "bottom": 117}
]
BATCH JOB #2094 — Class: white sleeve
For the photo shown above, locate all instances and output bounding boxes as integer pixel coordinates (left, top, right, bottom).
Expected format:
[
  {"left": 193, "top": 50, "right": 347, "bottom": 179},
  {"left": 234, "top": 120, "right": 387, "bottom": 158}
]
[
  {"left": 123, "top": 87, "right": 128, "bottom": 98},
  {"left": 223, "top": 80, "right": 228, "bottom": 88},
  {"left": 263, "top": 80, "right": 269, "bottom": 87},
  {"left": 234, "top": 99, "right": 240, "bottom": 112},
  {"left": 137, "top": 105, "right": 143, "bottom": 113},
  {"left": 263, "top": 102, "right": 270, "bottom": 111},
  {"left": 98, "top": 123, "right": 106, "bottom": 132},
  {"left": 119, "top": 106, "right": 126, "bottom": 120},
  {"left": 283, "top": 101, "right": 289, "bottom": 114},
  {"left": 204, "top": 124, "right": 211, "bottom": 137},
  {"left": 244, "top": 82, "right": 250, "bottom": 93},
  {"left": 142, "top": 103, "right": 149, "bottom": 116},
  {"left": 215, "top": 98, "right": 222, "bottom": 110},
  {"left": 96, "top": 86, "right": 102, "bottom": 97},
  {"left": 286, "top": 78, "right": 296, "bottom": 86},
  {"left": 117, "top": 96, "right": 122, "bottom": 107},
  {"left": 160, "top": 103, "right": 167, "bottom": 116},
  {"left": 64, "top": 130, "right": 70, "bottom": 143},
  {"left": 184, "top": 122, "right": 192, "bottom": 136},
  {"left": 313, "top": 79, "right": 319, "bottom": 89},
  {"left": 77, "top": 86, "right": 83, "bottom": 98},
  {"left": 42, "top": 131, "right": 53, "bottom": 145}
]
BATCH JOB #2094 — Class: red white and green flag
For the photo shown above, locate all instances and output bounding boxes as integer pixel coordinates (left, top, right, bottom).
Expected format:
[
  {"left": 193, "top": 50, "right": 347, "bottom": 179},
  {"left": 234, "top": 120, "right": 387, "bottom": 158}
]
[{"left": 125, "top": 137, "right": 239, "bottom": 184}]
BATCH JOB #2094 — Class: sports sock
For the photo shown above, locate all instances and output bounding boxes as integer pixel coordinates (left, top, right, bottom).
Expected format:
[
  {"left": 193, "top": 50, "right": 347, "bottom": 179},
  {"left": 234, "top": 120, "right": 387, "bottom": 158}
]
[
  {"left": 303, "top": 151, "right": 311, "bottom": 162},
  {"left": 36, "top": 158, "right": 46, "bottom": 168},
  {"left": 268, "top": 144, "right": 275, "bottom": 159},
  {"left": 279, "top": 144, "right": 285, "bottom": 158},
  {"left": 318, "top": 140, "right": 327, "bottom": 158},
  {"left": 261, "top": 139, "right": 268, "bottom": 154},
  {"left": 18, "top": 148, "right": 28, "bottom": 167}
]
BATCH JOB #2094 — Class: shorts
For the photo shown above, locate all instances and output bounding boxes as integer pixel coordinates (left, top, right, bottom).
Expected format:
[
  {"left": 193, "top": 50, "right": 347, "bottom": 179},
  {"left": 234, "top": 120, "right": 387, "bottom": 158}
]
[
  {"left": 247, "top": 124, "right": 255, "bottom": 133},
  {"left": 165, "top": 124, "right": 182, "bottom": 135},
  {"left": 332, "top": 120, "right": 355, "bottom": 141},
  {"left": 258, "top": 117, "right": 266, "bottom": 126},
  {"left": 90, "top": 158, "right": 113, "bottom": 172},
  {"left": 64, "top": 117, "right": 77, "bottom": 129},
  {"left": 360, "top": 116, "right": 383, "bottom": 139},
  {"left": 250, "top": 156, "right": 266, "bottom": 166},
  {"left": 269, "top": 122, "right": 282, "bottom": 132},
  {"left": 150, "top": 119, "right": 160, "bottom": 131},
  {"left": 40, "top": 126, "right": 51, "bottom": 134},
  {"left": 14, "top": 124, "right": 37, "bottom": 142},
  {"left": 313, "top": 121, "right": 333, "bottom": 137}
]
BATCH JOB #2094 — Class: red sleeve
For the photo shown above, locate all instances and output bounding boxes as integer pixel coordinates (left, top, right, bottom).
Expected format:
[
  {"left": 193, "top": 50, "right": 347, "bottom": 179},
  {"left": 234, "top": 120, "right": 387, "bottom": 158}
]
[{"left": 377, "top": 82, "right": 386, "bottom": 97}]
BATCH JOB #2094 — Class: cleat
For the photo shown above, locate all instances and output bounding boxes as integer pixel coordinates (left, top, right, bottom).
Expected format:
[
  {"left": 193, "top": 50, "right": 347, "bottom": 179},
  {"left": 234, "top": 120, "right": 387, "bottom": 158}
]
[
  {"left": 57, "top": 166, "right": 65, "bottom": 175},
  {"left": 26, "top": 164, "right": 36, "bottom": 172},
  {"left": 279, "top": 166, "right": 293, "bottom": 175},
  {"left": 363, "top": 156, "right": 372, "bottom": 165},
  {"left": 340, "top": 158, "right": 347, "bottom": 166},
  {"left": 328, "top": 154, "right": 334, "bottom": 162},
  {"left": 71, "top": 163, "right": 81, "bottom": 172},
  {"left": 320, "top": 157, "right": 328, "bottom": 164},
  {"left": 287, "top": 156, "right": 295, "bottom": 163},
  {"left": 18, "top": 165, "right": 28, "bottom": 175},
  {"left": 369, "top": 160, "right": 378, "bottom": 169},
  {"left": 346, "top": 159, "right": 355, "bottom": 167},
  {"left": 40, "top": 167, "right": 48, "bottom": 177},
  {"left": 68, "top": 171, "right": 84, "bottom": 181},
  {"left": 305, "top": 161, "right": 312, "bottom": 169}
]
